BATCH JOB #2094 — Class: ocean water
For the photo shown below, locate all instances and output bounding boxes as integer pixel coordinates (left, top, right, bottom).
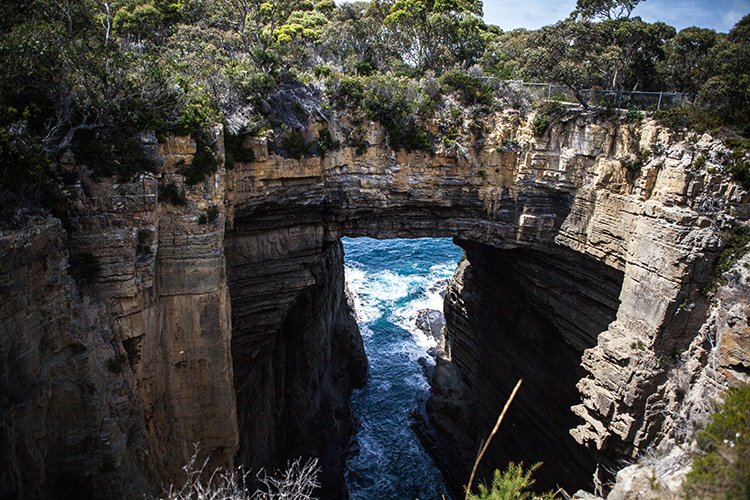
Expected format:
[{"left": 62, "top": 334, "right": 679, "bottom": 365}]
[{"left": 342, "top": 237, "right": 464, "bottom": 500}]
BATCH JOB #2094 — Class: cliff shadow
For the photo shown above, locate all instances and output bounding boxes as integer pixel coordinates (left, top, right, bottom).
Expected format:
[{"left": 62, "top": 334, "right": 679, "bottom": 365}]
[{"left": 427, "top": 239, "right": 625, "bottom": 495}]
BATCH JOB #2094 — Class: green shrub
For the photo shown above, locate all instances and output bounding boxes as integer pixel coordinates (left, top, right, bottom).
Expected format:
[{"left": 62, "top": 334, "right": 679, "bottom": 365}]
[
  {"left": 198, "top": 205, "right": 220, "bottom": 225},
  {"left": 174, "top": 89, "right": 222, "bottom": 136},
  {"left": 467, "top": 462, "right": 559, "bottom": 500},
  {"left": 532, "top": 114, "right": 550, "bottom": 137},
  {"left": 439, "top": 69, "right": 494, "bottom": 107},
  {"left": 181, "top": 134, "right": 218, "bottom": 186},
  {"left": 71, "top": 128, "right": 157, "bottom": 180},
  {"left": 315, "top": 129, "right": 339, "bottom": 158},
  {"left": 653, "top": 105, "right": 723, "bottom": 134},
  {"left": 705, "top": 223, "right": 750, "bottom": 295},
  {"left": 715, "top": 224, "right": 750, "bottom": 276},
  {"left": 729, "top": 161, "right": 750, "bottom": 189},
  {"left": 333, "top": 74, "right": 434, "bottom": 152},
  {"left": 531, "top": 102, "right": 561, "bottom": 138},
  {"left": 0, "top": 126, "right": 50, "bottom": 192},
  {"left": 625, "top": 109, "right": 644, "bottom": 122},
  {"left": 224, "top": 129, "right": 255, "bottom": 169},
  {"left": 313, "top": 64, "right": 335, "bottom": 78},
  {"left": 106, "top": 353, "right": 129, "bottom": 374},
  {"left": 693, "top": 154, "right": 707, "bottom": 171},
  {"left": 160, "top": 182, "right": 187, "bottom": 205},
  {"left": 683, "top": 385, "right": 750, "bottom": 499},
  {"left": 281, "top": 130, "right": 308, "bottom": 159}
]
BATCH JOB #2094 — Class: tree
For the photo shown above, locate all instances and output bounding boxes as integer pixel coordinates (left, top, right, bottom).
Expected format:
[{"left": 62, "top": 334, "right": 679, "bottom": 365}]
[
  {"left": 698, "top": 21, "right": 750, "bottom": 134},
  {"left": 574, "top": 0, "right": 643, "bottom": 20},
  {"left": 319, "top": 1, "right": 400, "bottom": 74},
  {"left": 383, "top": 0, "right": 486, "bottom": 72},
  {"left": 523, "top": 20, "right": 600, "bottom": 105},
  {"left": 220, "top": 0, "right": 329, "bottom": 73},
  {"left": 479, "top": 27, "right": 531, "bottom": 79},
  {"left": 659, "top": 27, "right": 720, "bottom": 94}
]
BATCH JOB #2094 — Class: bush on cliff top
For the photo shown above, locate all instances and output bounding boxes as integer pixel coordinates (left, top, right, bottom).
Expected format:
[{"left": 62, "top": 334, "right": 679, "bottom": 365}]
[{"left": 468, "top": 462, "right": 560, "bottom": 500}]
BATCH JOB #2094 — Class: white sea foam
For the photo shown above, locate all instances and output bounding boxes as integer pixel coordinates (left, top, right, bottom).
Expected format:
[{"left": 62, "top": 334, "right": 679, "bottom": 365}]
[{"left": 389, "top": 268, "right": 453, "bottom": 359}]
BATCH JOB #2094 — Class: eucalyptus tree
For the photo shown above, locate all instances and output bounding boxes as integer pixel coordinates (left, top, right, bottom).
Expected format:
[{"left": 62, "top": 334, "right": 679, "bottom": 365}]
[
  {"left": 659, "top": 27, "right": 721, "bottom": 95},
  {"left": 383, "top": 0, "right": 486, "bottom": 72},
  {"left": 219, "top": 0, "right": 332, "bottom": 73},
  {"left": 574, "top": 0, "right": 643, "bottom": 20}
]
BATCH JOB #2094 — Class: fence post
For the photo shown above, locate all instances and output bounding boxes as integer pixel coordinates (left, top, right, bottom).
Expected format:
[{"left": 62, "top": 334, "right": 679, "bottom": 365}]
[
  {"left": 547, "top": 83, "right": 552, "bottom": 100},
  {"left": 657, "top": 92, "right": 663, "bottom": 111}
]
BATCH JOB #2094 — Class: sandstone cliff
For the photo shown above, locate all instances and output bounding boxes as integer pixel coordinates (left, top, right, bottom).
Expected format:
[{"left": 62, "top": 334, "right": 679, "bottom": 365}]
[{"left": 1, "top": 108, "right": 747, "bottom": 498}]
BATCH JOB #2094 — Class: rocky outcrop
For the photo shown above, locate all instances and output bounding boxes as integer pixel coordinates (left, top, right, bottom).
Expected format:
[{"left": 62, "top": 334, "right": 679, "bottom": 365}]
[
  {"left": 424, "top": 242, "right": 625, "bottom": 493},
  {"left": 1, "top": 108, "right": 747, "bottom": 498},
  {"left": 0, "top": 218, "right": 155, "bottom": 499},
  {"left": 226, "top": 225, "right": 367, "bottom": 496}
]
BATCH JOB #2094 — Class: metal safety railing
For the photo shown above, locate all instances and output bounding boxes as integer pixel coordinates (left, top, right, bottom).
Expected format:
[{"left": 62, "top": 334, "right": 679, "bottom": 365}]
[{"left": 498, "top": 80, "right": 687, "bottom": 111}]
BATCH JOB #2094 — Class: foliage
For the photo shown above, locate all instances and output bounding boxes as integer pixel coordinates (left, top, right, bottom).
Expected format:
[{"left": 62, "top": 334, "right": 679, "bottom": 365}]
[
  {"left": 659, "top": 27, "right": 720, "bottom": 95},
  {"left": 383, "top": 0, "right": 486, "bottom": 72},
  {"left": 280, "top": 129, "right": 308, "bottom": 159},
  {"left": 161, "top": 182, "right": 187, "bottom": 206},
  {"left": 439, "top": 69, "right": 494, "bottom": 106},
  {"left": 729, "top": 160, "right": 750, "bottom": 190},
  {"left": 1, "top": 0, "right": 749, "bottom": 222},
  {"left": 71, "top": 128, "right": 157, "bottom": 180},
  {"left": 714, "top": 224, "right": 750, "bottom": 278},
  {"left": 653, "top": 105, "right": 723, "bottom": 134},
  {"left": 314, "top": 128, "right": 338, "bottom": 158},
  {"left": 683, "top": 385, "right": 750, "bottom": 499},
  {"left": 198, "top": 205, "right": 220, "bottom": 225},
  {"left": 106, "top": 353, "right": 129, "bottom": 374},
  {"left": 574, "top": 0, "right": 643, "bottom": 20},
  {"left": 523, "top": 17, "right": 674, "bottom": 106},
  {"left": 332, "top": 74, "right": 435, "bottom": 151},
  {"left": 467, "top": 462, "right": 559, "bottom": 500},
  {"left": 181, "top": 134, "right": 218, "bottom": 186},
  {"left": 224, "top": 130, "right": 255, "bottom": 169},
  {"left": 531, "top": 102, "right": 562, "bottom": 137},
  {"left": 697, "top": 27, "right": 750, "bottom": 136}
]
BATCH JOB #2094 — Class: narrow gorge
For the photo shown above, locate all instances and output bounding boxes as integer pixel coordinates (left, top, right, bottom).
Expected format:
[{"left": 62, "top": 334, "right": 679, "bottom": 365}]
[{"left": 2, "top": 109, "right": 749, "bottom": 499}]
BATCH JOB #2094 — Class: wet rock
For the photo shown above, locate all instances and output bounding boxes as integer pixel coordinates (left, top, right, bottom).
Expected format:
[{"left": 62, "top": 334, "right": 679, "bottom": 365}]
[{"left": 415, "top": 309, "right": 445, "bottom": 340}]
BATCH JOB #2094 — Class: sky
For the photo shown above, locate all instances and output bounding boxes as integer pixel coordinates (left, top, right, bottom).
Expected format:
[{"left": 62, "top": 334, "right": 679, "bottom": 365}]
[
  {"left": 481, "top": 0, "right": 748, "bottom": 32},
  {"left": 338, "top": 0, "right": 750, "bottom": 32}
]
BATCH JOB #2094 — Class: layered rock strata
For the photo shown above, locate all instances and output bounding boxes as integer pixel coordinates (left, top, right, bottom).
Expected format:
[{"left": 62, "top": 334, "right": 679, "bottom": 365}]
[{"left": 1, "top": 109, "right": 748, "bottom": 498}]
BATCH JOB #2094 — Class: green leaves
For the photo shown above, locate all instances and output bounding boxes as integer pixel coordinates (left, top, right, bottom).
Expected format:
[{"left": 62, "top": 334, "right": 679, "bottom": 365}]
[
  {"left": 684, "top": 385, "right": 750, "bottom": 499},
  {"left": 383, "top": 0, "right": 486, "bottom": 72},
  {"left": 575, "top": 0, "right": 643, "bottom": 20},
  {"left": 467, "top": 462, "right": 559, "bottom": 500}
]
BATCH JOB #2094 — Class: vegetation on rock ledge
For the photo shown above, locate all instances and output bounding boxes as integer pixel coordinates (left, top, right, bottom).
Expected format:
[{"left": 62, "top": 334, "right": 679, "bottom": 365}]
[
  {"left": 684, "top": 385, "right": 750, "bottom": 499},
  {"left": 2, "top": 0, "right": 749, "bottom": 222}
]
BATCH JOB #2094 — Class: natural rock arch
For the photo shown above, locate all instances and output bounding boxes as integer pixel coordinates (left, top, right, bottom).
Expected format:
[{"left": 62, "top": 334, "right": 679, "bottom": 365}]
[
  {"left": 2, "top": 110, "right": 746, "bottom": 498},
  {"left": 221, "top": 111, "right": 740, "bottom": 493}
]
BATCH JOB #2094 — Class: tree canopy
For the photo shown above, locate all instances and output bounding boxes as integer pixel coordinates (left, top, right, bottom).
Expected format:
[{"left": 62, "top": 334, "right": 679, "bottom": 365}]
[{"left": 0, "top": 0, "right": 748, "bottom": 211}]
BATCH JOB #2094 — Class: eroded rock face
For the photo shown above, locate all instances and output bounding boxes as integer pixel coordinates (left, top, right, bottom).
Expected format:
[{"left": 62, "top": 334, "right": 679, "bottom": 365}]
[
  {"left": 226, "top": 223, "right": 367, "bottom": 497},
  {"left": 0, "top": 219, "right": 155, "bottom": 499},
  {"left": 424, "top": 242, "right": 625, "bottom": 493},
  {"left": 1, "top": 109, "right": 748, "bottom": 498}
]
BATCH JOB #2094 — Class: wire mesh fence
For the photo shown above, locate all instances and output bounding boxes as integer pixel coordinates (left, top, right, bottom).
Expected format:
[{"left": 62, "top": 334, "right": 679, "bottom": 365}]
[{"left": 498, "top": 80, "right": 687, "bottom": 111}]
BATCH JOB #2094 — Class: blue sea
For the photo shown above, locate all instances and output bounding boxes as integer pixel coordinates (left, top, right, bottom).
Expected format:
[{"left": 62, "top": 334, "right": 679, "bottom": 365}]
[{"left": 342, "top": 237, "right": 463, "bottom": 500}]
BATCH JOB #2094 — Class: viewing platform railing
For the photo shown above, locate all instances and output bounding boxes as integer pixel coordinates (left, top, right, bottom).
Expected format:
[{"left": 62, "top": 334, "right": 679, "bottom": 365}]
[{"left": 496, "top": 80, "right": 688, "bottom": 111}]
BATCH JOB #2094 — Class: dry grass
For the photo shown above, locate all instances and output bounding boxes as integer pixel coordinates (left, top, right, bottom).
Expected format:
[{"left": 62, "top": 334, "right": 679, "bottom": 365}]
[{"left": 161, "top": 445, "right": 320, "bottom": 500}]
